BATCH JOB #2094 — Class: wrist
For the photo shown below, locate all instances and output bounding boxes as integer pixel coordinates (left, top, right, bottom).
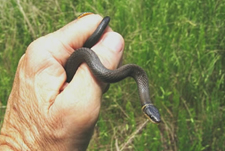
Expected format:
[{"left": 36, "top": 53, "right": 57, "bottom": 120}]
[
  {"left": 0, "top": 133, "right": 28, "bottom": 151},
  {"left": 0, "top": 104, "right": 33, "bottom": 151},
  {"left": 0, "top": 124, "right": 30, "bottom": 151}
]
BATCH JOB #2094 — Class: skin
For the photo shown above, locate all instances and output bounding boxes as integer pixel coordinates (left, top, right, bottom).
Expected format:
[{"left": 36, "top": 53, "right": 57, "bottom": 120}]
[{"left": 0, "top": 14, "right": 124, "bottom": 151}]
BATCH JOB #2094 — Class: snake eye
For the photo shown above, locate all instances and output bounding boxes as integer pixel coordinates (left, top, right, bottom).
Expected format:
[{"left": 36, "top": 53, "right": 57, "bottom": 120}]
[
  {"left": 147, "top": 113, "right": 155, "bottom": 121},
  {"left": 150, "top": 115, "right": 154, "bottom": 119}
]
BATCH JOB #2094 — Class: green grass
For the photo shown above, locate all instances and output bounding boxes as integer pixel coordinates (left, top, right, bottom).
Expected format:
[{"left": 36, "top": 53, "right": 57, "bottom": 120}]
[{"left": 1, "top": 0, "right": 225, "bottom": 150}]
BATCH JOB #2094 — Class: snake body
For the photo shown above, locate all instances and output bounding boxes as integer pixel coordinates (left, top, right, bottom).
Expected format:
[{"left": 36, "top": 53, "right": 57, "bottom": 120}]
[{"left": 65, "top": 15, "right": 161, "bottom": 123}]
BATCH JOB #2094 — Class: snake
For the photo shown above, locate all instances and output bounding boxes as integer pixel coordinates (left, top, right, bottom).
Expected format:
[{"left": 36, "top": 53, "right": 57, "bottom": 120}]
[{"left": 65, "top": 13, "right": 161, "bottom": 123}]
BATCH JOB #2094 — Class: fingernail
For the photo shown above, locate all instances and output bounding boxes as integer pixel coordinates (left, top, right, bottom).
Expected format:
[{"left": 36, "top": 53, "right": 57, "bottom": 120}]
[
  {"left": 101, "top": 33, "right": 123, "bottom": 52},
  {"left": 77, "top": 12, "right": 94, "bottom": 19}
]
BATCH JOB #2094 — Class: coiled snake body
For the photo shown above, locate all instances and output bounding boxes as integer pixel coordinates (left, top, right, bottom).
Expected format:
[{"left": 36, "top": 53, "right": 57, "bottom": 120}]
[{"left": 65, "top": 15, "right": 161, "bottom": 123}]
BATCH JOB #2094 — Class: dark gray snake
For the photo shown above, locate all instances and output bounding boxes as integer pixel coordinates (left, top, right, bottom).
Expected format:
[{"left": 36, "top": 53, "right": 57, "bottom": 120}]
[{"left": 65, "top": 15, "right": 161, "bottom": 123}]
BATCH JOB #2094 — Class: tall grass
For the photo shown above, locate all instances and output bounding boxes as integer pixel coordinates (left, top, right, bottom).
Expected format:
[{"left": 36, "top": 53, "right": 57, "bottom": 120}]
[{"left": 0, "top": 0, "right": 225, "bottom": 150}]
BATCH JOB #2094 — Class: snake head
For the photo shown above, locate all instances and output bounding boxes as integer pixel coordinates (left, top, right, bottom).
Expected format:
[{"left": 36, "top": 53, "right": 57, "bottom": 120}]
[{"left": 142, "top": 104, "right": 161, "bottom": 123}]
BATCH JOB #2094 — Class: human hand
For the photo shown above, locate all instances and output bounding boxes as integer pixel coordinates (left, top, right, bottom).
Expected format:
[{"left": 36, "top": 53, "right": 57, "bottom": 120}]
[{"left": 0, "top": 14, "right": 124, "bottom": 151}]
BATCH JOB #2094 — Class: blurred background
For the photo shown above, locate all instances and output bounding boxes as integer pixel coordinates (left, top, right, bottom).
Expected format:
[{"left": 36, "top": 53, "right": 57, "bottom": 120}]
[{"left": 0, "top": 0, "right": 224, "bottom": 150}]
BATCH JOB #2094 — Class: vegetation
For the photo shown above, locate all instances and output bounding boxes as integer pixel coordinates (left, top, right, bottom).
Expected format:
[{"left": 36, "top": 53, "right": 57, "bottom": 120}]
[{"left": 0, "top": 0, "right": 225, "bottom": 150}]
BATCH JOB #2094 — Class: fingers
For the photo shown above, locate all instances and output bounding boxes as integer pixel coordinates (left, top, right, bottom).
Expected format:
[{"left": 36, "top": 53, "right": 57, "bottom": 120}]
[
  {"left": 92, "top": 32, "right": 124, "bottom": 70},
  {"left": 6, "top": 13, "right": 125, "bottom": 150},
  {"left": 53, "top": 31, "right": 124, "bottom": 124},
  {"left": 91, "top": 31, "right": 124, "bottom": 92},
  {"left": 20, "top": 13, "right": 125, "bottom": 124},
  {"left": 20, "top": 14, "right": 113, "bottom": 105},
  {"left": 68, "top": 31, "right": 124, "bottom": 94}
]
